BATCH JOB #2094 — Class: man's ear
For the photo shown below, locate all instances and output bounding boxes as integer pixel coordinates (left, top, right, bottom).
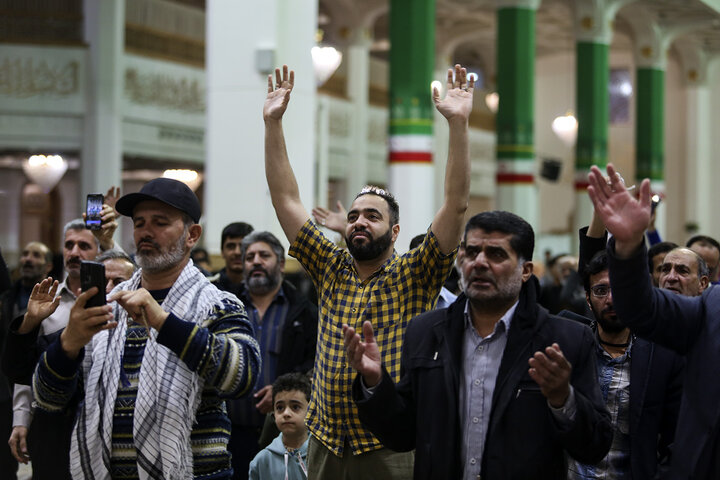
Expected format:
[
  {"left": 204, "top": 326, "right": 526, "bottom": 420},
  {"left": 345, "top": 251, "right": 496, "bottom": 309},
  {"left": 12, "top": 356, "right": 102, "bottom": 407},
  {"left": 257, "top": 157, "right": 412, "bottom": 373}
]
[
  {"left": 521, "top": 261, "right": 534, "bottom": 282},
  {"left": 391, "top": 224, "right": 400, "bottom": 243},
  {"left": 187, "top": 224, "right": 202, "bottom": 249},
  {"left": 700, "top": 275, "right": 710, "bottom": 292}
]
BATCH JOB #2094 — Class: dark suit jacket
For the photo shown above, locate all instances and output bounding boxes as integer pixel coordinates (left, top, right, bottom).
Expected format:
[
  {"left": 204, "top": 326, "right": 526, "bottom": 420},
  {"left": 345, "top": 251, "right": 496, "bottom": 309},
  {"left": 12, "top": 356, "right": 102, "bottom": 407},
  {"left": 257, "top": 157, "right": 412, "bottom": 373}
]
[
  {"left": 608, "top": 239, "right": 720, "bottom": 479},
  {"left": 573, "top": 226, "right": 684, "bottom": 478},
  {"left": 353, "top": 278, "right": 612, "bottom": 480}
]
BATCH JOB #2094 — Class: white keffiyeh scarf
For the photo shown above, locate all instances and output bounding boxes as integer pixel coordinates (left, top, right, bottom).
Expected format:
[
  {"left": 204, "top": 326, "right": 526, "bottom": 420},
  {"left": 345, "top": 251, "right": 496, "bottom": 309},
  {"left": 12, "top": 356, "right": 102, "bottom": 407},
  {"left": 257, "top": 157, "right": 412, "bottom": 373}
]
[{"left": 69, "top": 260, "right": 233, "bottom": 480}]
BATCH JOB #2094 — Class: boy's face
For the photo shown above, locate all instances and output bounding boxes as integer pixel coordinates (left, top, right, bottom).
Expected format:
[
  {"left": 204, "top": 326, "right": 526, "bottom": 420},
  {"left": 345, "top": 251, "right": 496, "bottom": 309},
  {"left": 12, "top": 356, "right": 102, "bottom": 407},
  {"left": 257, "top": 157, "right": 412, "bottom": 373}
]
[{"left": 273, "top": 390, "right": 308, "bottom": 437}]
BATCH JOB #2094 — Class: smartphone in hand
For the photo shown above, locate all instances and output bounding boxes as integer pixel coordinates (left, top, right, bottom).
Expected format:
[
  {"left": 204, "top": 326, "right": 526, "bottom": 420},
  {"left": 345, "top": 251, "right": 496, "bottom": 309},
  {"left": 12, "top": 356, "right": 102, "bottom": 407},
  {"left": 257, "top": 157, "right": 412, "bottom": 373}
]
[
  {"left": 81, "top": 260, "right": 106, "bottom": 307},
  {"left": 85, "top": 194, "right": 104, "bottom": 231}
]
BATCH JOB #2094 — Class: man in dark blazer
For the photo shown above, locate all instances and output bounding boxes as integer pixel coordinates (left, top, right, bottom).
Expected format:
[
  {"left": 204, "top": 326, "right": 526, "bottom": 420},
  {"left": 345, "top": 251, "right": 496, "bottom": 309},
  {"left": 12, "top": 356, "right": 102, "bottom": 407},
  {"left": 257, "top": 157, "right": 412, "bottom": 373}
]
[
  {"left": 344, "top": 211, "right": 612, "bottom": 480},
  {"left": 589, "top": 163, "right": 720, "bottom": 479},
  {"left": 564, "top": 249, "right": 684, "bottom": 479}
]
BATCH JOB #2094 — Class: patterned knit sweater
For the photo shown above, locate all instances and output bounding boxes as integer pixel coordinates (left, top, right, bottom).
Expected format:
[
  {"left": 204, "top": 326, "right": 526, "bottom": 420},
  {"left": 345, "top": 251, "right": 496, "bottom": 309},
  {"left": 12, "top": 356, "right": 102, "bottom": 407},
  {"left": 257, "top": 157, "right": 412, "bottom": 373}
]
[{"left": 34, "top": 288, "right": 260, "bottom": 479}]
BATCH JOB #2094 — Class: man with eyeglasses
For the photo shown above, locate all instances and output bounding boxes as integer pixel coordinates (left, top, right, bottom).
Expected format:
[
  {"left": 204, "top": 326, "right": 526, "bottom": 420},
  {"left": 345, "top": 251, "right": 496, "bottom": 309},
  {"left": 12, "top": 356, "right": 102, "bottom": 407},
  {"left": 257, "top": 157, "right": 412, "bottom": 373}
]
[{"left": 566, "top": 249, "right": 685, "bottom": 479}]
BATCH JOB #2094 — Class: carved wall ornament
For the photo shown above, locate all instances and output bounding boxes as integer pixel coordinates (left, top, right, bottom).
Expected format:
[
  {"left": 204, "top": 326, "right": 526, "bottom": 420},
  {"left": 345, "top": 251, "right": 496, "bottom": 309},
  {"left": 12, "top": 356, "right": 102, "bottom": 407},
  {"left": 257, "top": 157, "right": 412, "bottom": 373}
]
[
  {"left": 124, "top": 68, "right": 205, "bottom": 113},
  {"left": 0, "top": 57, "right": 79, "bottom": 97}
]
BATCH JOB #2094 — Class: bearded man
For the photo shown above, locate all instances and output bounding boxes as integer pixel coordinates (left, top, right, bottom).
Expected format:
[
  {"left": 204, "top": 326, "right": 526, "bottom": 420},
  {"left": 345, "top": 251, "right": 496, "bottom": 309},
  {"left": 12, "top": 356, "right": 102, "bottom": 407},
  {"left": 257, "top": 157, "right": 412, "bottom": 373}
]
[
  {"left": 225, "top": 231, "right": 317, "bottom": 480},
  {"left": 264, "top": 64, "right": 473, "bottom": 478},
  {"left": 32, "top": 178, "right": 261, "bottom": 480}
]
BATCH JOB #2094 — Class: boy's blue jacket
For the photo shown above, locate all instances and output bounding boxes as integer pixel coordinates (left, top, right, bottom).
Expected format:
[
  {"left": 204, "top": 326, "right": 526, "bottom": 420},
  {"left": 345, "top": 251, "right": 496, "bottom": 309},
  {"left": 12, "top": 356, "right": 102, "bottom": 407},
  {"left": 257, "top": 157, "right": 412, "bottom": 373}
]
[{"left": 249, "top": 433, "right": 308, "bottom": 480}]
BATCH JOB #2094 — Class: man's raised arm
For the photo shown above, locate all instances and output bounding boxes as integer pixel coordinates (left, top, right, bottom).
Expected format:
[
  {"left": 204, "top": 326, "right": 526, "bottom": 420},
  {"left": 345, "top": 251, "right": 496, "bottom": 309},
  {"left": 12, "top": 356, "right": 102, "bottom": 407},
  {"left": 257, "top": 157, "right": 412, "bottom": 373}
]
[
  {"left": 264, "top": 65, "right": 311, "bottom": 243},
  {"left": 587, "top": 164, "right": 652, "bottom": 258},
  {"left": 429, "top": 65, "right": 474, "bottom": 254}
]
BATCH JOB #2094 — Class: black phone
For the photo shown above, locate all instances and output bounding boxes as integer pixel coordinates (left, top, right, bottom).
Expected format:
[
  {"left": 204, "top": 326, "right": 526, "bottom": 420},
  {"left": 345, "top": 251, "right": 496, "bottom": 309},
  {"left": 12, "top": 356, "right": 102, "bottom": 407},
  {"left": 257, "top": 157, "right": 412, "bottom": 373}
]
[
  {"left": 85, "top": 193, "right": 104, "bottom": 230},
  {"left": 81, "top": 260, "right": 106, "bottom": 308}
]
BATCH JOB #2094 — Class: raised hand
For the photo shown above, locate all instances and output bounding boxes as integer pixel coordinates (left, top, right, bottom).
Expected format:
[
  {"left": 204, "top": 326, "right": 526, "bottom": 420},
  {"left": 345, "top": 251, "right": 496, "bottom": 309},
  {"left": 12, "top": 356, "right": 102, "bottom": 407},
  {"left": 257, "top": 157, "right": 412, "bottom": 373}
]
[
  {"left": 263, "top": 65, "right": 295, "bottom": 121},
  {"left": 587, "top": 164, "right": 651, "bottom": 256},
  {"left": 343, "top": 321, "right": 383, "bottom": 387},
  {"left": 104, "top": 186, "right": 121, "bottom": 210},
  {"left": 19, "top": 277, "right": 60, "bottom": 334},
  {"left": 528, "top": 343, "right": 572, "bottom": 408},
  {"left": 60, "top": 287, "right": 115, "bottom": 358},
  {"left": 433, "top": 64, "right": 475, "bottom": 122},
  {"left": 312, "top": 200, "right": 347, "bottom": 233}
]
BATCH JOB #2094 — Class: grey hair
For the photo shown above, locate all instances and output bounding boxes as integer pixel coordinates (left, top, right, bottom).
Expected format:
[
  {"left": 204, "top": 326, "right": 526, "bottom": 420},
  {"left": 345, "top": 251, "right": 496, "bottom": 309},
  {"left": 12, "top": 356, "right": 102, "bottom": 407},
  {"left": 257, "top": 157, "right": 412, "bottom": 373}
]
[
  {"left": 96, "top": 248, "right": 137, "bottom": 271},
  {"left": 241, "top": 231, "right": 285, "bottom": 263},
  {"left": 63, "top": 218, "right": 100, "bottom": 248}
]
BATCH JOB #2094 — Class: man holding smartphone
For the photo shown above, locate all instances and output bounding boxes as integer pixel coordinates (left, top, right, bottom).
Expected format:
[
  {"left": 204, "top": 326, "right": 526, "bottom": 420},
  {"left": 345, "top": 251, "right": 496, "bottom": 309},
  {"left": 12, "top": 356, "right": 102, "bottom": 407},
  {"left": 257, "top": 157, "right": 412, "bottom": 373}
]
[
  {"left": 4, "top": 219, "right": 101, "bottom": 479},
  {"left": 4, "top": 187, "right": 121, "bottom": 479},
  {"left": 32, "top": 178, "right": 261, "bottom": 480}
]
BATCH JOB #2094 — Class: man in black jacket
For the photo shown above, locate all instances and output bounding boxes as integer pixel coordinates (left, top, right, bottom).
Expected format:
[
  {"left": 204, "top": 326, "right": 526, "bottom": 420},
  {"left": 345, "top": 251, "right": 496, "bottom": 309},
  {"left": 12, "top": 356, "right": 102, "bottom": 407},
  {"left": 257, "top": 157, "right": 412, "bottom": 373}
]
[
  {"left": 221, "top": 231, "right": 317, "bottom": 480},
  {"left": 566, "top": 249, "right": 684, "bottom": 479},
  {"left": 0, "top": 242, "right": 53, "bottom": 479},
  {"left": 589, "top": 163, "right": 720, "bottom": 479},
  {"left": 344, "top": 211, "right": 612, "bottom": 480}
]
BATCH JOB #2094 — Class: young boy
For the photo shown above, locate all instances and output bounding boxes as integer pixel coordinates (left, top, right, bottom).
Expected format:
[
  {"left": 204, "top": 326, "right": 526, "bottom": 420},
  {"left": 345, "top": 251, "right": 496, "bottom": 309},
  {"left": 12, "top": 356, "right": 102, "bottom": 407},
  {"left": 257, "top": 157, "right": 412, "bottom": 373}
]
[{"left": 248, "top": 373, "right": 310, "bottom": 480}]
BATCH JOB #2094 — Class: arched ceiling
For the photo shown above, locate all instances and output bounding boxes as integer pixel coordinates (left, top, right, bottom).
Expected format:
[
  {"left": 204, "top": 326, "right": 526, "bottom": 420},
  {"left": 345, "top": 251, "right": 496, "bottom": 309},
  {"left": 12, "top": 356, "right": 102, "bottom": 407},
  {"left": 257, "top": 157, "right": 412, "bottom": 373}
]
[{"left": 318, "top": 0, "right": 720, "bottom": 80}]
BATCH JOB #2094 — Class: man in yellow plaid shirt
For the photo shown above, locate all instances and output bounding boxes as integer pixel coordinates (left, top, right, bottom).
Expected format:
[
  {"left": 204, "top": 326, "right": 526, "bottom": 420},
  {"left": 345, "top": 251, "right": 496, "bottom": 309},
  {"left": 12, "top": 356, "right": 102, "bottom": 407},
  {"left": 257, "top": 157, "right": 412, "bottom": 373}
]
[{"left": 263, "top": 64, "right": 473, "bottom": 479}]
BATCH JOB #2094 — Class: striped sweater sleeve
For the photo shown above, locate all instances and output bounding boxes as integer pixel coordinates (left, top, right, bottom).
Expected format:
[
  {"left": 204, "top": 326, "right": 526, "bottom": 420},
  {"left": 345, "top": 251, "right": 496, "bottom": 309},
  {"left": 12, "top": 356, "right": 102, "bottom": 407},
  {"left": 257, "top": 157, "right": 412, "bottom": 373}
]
[
  {"left": 156, "top": 296, "right": 261, "bottom": 399},
  {"left": 33, "top": 339, "right": 84, "bottom": 413}
]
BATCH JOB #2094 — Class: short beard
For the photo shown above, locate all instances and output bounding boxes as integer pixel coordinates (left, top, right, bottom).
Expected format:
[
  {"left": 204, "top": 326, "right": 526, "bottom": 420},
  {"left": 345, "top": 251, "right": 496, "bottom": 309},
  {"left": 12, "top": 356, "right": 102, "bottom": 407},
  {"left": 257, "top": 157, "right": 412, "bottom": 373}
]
[
  {"left": 590, "top": 303, "right": 625, "bottom": 334},
  {"left": 136, "top": 228, "right": 188, "bottom": 273},
  {"left": 246, "top": 268, "right": 282, "bottom": 295},
  {"left": 346, "top": 228, "right": 393, "bottom": 262}
]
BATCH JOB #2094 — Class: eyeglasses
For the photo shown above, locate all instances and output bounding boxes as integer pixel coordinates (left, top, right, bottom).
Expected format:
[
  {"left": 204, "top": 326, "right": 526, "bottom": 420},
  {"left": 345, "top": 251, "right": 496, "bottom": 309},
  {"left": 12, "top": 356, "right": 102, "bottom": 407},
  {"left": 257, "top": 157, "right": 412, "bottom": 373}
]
[{"left": 590, "top": 285, "right": 611, "bottom": 298}]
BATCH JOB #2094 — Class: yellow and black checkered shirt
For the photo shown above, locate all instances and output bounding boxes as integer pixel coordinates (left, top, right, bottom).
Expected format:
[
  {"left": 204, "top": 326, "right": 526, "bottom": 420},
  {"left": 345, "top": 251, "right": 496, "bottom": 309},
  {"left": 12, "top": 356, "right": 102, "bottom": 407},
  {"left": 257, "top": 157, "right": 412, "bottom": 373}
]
[{"left": 289, "top": 219, "right": 457, "bottom": 456}]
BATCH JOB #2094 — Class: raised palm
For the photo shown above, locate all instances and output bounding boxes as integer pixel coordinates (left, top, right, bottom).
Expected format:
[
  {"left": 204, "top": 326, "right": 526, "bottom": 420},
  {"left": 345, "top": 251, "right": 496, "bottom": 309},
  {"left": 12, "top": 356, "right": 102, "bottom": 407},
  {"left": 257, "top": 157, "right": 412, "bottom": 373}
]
[
  {"left": 434, "top": 64, "right": 475, "bottom": 121},
  {"left": 26, "top": 277, "right": 60, "bottom": 325},
  {"left": 263, "top": 65, "right": 294, "bottom": 121},
  {"left": 588, "top": 164, "right": 652, "bottom": 244}
]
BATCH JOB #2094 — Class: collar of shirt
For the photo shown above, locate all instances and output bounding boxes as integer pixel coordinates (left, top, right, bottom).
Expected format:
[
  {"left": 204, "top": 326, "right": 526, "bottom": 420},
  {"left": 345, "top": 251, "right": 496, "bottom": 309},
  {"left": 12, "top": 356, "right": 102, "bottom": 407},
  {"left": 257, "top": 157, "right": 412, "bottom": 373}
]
[
  {"left": 346, "top": 250, "right": 399, "bottom": 286},
  {"left": 238, "top": 282, "right": 287, "bottom": 308},
  {"left": 594, "top": 329, "right": 634, "bottom": 360},
  {"left": 463, "top": 298, "right": 518, "bottom": 338},
  {"left": 57, "top": 277, "right": 77, "bottom": 300}
]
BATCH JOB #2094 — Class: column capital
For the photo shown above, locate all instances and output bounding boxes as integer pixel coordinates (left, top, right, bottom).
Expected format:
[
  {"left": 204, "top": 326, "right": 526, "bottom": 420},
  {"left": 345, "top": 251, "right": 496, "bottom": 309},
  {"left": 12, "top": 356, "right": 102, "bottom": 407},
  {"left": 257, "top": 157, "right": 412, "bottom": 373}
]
[
  {"left": 622, "top": 3, "right": 715, "bottom": 70},
  {"left": 349, "top": 26, "right": 373, "bottom": 47},
  {"left": 674, "top": 37, "right": 713, "bottom": 87},
  {"left": 495, "top": 0, "right": 540, "bottom": 11},
  {"left": 575, "top": 0, "right": 635, "bottom": 45}
]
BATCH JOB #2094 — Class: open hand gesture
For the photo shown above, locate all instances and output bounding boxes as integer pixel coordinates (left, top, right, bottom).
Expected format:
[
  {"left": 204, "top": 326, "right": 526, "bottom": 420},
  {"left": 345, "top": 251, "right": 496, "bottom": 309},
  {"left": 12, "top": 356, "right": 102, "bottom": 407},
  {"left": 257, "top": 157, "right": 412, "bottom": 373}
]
[
  {"left": 433, "top": 64, "right": 475, "bottom": 122},
  {"left": 343, "top": 321, "right": 383, "bottom": 387},
  {"left": 587, "top": 164, "right": 651, "bottom": 251},
  {"left": 528, "top": 343, "right": 572, "bottom": 408},
  {"left": 104, "top": 186, "right": 121, "bottom": 210},
  {"left": 312, "top": 200, "right": 347, "bottom": 233},
  {"left": 264, "top": 65, "right": 294, "bottom": 121},
  {"left": 21, "top": 277, "right": 60, "bottom": 332}
]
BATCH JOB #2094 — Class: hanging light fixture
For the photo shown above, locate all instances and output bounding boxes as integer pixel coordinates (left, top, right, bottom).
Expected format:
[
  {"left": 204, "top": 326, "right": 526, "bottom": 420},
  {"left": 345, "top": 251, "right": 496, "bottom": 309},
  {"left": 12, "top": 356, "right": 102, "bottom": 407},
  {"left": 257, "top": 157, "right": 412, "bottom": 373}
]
[
  {"left": 552, "top": 112, "right": 578, "bottom": 148},
  {"left": 163, "top": 169, "right": 203, "bottom": 191},
  {"left": 22, "top": 154, "right": 68, "bottom": 193},
  {"left": 311, "top": 46, "right": 342, "bottom": 87},
  {"left": 485, "top": 92, "right": 499, "bottom": 114}
]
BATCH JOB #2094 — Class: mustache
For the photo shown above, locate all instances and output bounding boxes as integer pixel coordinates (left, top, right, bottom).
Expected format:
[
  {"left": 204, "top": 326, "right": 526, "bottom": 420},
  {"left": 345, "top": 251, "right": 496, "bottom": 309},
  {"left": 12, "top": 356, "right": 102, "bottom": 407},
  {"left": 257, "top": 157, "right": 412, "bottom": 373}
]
[
  {"left": 249, "top": 267, "right": 268, "bottom": 276},
  {"left": 136, "top": 238, "right": 161, "bottom": 250},
  {"left": 66, "top": 257, "right": 81, "bottom": 266},
  {"left": 350, "top": 228, "right": 372, "bottom": 241},
  {"left": 468, "top": 273, "right": 494, "bottom": 285}
]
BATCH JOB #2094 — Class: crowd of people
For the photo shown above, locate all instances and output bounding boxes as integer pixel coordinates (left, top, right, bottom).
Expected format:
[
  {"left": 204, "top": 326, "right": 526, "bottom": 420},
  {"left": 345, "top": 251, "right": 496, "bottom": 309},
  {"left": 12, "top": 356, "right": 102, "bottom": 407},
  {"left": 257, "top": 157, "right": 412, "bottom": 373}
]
[{"left": 0, "top": 63, "right": 718, "bottom": 480}]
